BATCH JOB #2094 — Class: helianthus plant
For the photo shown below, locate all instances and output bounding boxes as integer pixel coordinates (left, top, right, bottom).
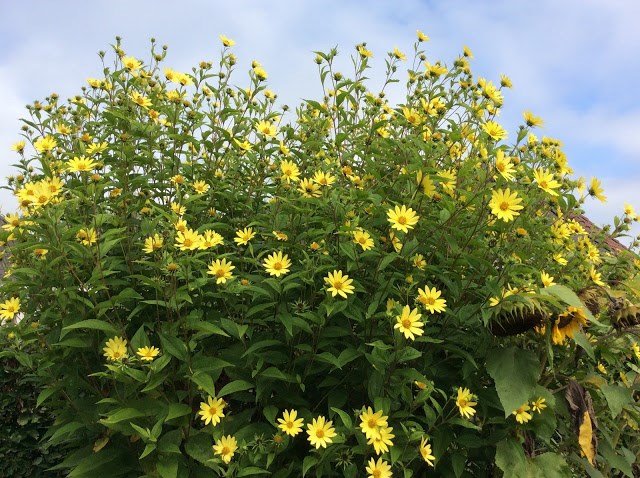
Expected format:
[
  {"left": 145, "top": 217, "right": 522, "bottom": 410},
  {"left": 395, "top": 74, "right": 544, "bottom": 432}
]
[{"left": 1, "top": 32, "right": 639, "bottom": 478}]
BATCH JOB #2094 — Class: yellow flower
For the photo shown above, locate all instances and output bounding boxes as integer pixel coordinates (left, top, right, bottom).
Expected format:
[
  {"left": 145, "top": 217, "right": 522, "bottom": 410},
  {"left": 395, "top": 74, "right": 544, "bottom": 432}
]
[
  {"left": 76, "top": 228, "right": 97, "bottom": 246},
  {"left": 393, "top": 47, "right": 407, "bottom": 61},
  {"left": 171, "top": 202, "right": 186, "bottom": 216},
  {"left": 263, "top": 251, "right": 292, "bottom": 277},
  {"left": 456, "top": 387, "right": 477, "bottom": 419},
  {"left": 512, "top": 403, "right": 533, "bottom": 424},
  {"left": 130, "top": 91, "right": 152, "bottom": 109},
  {"left": 500, "top": 74, "right": 513, "bottom": 88},
  {"left": 588, "top": 178, "right": 607, "bottom": 203},
  {"left": 175, "top": 228, "right": 202, "bottom": 251},
  {"left": 219, "top": 35, "right": 235, "bottom": 47},
  {"left": 366, "top": 458, "right": 392, "bottom": 478},
  {"left": 394, "top": 305, "right": 423, "bottom": 340},
  {"left": 298, "top": 178, "right": 322, "bottom": 198},
  {"left": 34, "top": 136, "right": 57, "bottom": 153},
  {"left": 540, "top": 271, "right": 555, "bottom": 288},
  {"left": 66, "top": 156, "right": 98, "bottom": 173},
  {"left": 325, "top": 270, "right": 355, "bottom": 299},
  {"left": 213, "top": 435, "right": 237, "bottom": 464},
  {"left": 523, "top": 111, "right": 544, "bottom": 127},
  {"left": 207, "top": 258, "right": 235, "bottom": 284},
  {"left": 489, "top": 188, "right": 524, "bottom": 222},
  {"left": 306, "top": 415, "right": 337, "bottom": 449},
  {"left": 11, "top": 140, "right": 26, "bottom": 152},
  {"left": 368, "top": 425, "right": 394, "bottom": 455},
  {"left": 254, "top": 66, "right": 268, "bottom": 80},
  {"left": 417, "top": 286, "right": 447, "bottom": 314},
  {"left": 103, "top": 336, "right": 128, "bottom": 361},
  {"left": 494, "top": 150, "right": 516, "bottom": 181},
  {"left": 273, "top": 231, "right": 288, "bottom": 241},
  {"left": 34, "top": 248, "right": 48, "bottom": 259},
  {"left": 553, "top": 253, "right": 568, "bottom": 266},
  {"left": 531, "top": 397, "right": 547, "bottom": 413},
  {"left": 136, "top": 346, "right": 160, "bottom": 361},
  {"left": 277, "top": 409, "right": 304, "bottom": 437},
  {"left": 312, "top": 171, "right": 336, "bottom": 187},
  {"left": 280, "top": 159, "right": 300, "bottom": 183},
  {"left": 193, "top": 180, "right": 210, "bottom": 194},
  {"left": 402, "top": 107, "right": 422, "bottom": 126},
  {"left": 0, "top": 297, "right": 21, "bottom": 321},
  {"left": 353, "top": 229, "right": 374, "bottom": 251},
  {"left": 234, "top": 227, "right": 256, "bottom": 246},
  {"left": 482, "top": 121, "right": 507, "bottom": 141},
  {"left": 589, "top": 267, "right": 605, "bottom": 286},
  {"left": 143, "top": 234, "right": 164, "bottom": 254},
  {"left": 552, "top": 306, "right": 588, "bottom": 345},
  {"left": 387, "top": 204, "right": 419, "bottom": 233},
  {"left": 533, "top": 168, "right": 560, "bottom": 196},
  {"left": 359, "top": 407, "right": 388, "bottom": 440},
  {"left": 624, "top": 203, "right": 635, "bottom": 216},
  {"left": 122, "top": 56, "right": 142, "bottom": 71},
  {"left": 86, "top": 142, "right": 108, "bottom": 155},
  {"left": 597, "top": 362, "right": 607, "bottom": 375},
  {"left": 256, "top": 120, "right": 277, "bottom": 137},
  {"left": 417, "top": 30, "right": 430, "bottom": 42},
  {"left": 2, "top": 213, "right": 22, "bottom": 231},
  {"left": 199, "top": 230, "right": 224, "bottom": 250},
  {"left": 357, "top": 45, "right": 373, "bottom": 58},
  {"left": 413, "top": 254, "right": 427, "bottom": 270},
  {"left": 420, "top": 437, "right": 436, "bottom": 466},
  {"left": 199, "top": 396, "right": 226, "bottom": 426},
  {"left": 174, "top": 218, "right": 187, "bottom": 233}
]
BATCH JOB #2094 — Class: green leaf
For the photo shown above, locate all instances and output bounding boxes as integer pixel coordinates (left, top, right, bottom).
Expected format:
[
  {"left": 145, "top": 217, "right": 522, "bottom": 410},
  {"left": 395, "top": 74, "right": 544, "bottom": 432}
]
[
  {"left": 495, "top": 439, "right": 526, "bottom": 474},
  {"left": 166, "top": 403, "right": 192, "bottom": 421},
  {"left": 544, "top": 285, "right": 596, "bottom": 322},
  {"left": 237, "top": 467, "right": 271, "bottom": 477},
  {"left": 36, "top": 387, "right": 57, "bottom": 407},
  {"left": 61, "top": 319, "right": 118, "bottom": 338},
  {"left": 156, "top": 455, "right": 179, "bottom": 478},
  {"left": 100, "top": 408, "right": 145, "bottom": 425},
  {"left": 573, "top": 331, "right": 595, "bottom": 360},
  {"left": 218, "top": 379, "right": 253, "bottom": 398},
  {"left": 302, "top": 456, "right": 318, "bottom": 477},
  {"left": 486, "top": 346, "right": 540, "bottom": 417},
  {"left": 159, "top": 333, "right": 188, "bottom": 361},
  {"left": 330, "top": 407, "right": 353, "bottom": 429},
  {"left": 191, "top": 371, "right": 216, "bottom": 397},
  {"left": 600, "top": 384, "right": 633, "bottom": 418}
]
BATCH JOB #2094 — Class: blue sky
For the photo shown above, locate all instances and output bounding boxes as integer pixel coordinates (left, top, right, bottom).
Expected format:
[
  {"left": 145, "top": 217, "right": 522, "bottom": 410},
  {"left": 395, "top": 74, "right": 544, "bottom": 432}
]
[{"left": 1, "top": 0, "right": 639, "bottom": 242}]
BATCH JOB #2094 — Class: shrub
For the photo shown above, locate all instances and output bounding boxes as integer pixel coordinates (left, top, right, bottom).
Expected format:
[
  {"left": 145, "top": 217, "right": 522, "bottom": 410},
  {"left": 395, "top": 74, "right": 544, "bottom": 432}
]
[{"left": 1, "top": 33, "right": 639, "bottom": 477}]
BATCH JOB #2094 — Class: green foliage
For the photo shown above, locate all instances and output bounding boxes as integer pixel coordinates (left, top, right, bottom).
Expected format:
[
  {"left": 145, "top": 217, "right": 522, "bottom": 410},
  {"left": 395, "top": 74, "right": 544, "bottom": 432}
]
[{"left": 1, "top": 33, "right": 640, "bottom": 477}]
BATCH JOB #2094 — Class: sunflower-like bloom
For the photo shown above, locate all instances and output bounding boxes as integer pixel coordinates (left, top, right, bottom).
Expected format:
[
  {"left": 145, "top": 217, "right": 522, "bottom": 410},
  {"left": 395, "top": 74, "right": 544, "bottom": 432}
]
[
  {"left": 489, "top": 188, "right": 524, "bottom": 222},
  {"left": 387, "top": 205, "right": 419, "bottom": 233},
  {"left": 213, "top": 435, "right": 237, "bottom": 463},
  {"left": 325, "top": 270, "right": 355, "bottom": 299},
  {"left": 533, "top": 168, "right": 560, "bottom": 196},
  {"left": 136, "top": 346, "right": 160, "bottom": 361},
  {"left": 456, "top": 387, "right": 477, "bottom": 419},
  {"left": 353, "top": 229, "right": 374, "bottom": 251},
  {"left": 417, "top": 286, "right": 447, "bottom": 314},
  {"left": 420, "top": 437, "right": 436, "bottom": 466},
  {"left": 103, "top": 336, "right": 128, "bottom": 361},
  {"left": 263, "top": 251, "right": 291, "bottom": 277},
  {"left": 0, "top": 297, "right": 21, "bottom": 321},
  {"left": 277, "top": 409, "right": 304, "bottom": 437},
  {"left": 234, "top": 227, "right": 256, "bottom": 246},
  {"left": 359, "top": 406, "right": 388, "bottom": 440},
  {"left": 207, "top": 258, "right": 235, "bottom": 284},
  {"left": 366, "top": 458, "right": 392, "bottom": 478},
  {"left": 306, "top": 415, "right": 336, "bottom": 449},
  {"left": 394, "top": 305, "right": 423, "bottom": 340},
  {"left": 198, "top": 396, "right": 226, "bottom": 426},
  {"left": 512, "top": 403, "right": 533, "bottom": 424}
]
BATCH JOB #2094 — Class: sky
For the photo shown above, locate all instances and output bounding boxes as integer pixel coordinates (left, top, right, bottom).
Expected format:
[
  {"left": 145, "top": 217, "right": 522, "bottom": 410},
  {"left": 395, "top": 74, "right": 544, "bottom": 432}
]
[{"left": 1, "top": 0, "right": 639, "bottom": 243}]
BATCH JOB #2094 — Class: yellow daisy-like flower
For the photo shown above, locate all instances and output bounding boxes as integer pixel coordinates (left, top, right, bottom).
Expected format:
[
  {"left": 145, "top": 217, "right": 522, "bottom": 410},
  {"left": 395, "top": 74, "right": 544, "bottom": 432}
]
[
  {"left": 420, "top": 437, "right": 436, "bottom": 466},
  {"left": 277, "top": 409, "right": 304, "bottom": 437},
  {"left": 86, "top": 142, "right": 108, "bottom": 155},
  {"left": 280, "top": 159, "right": 300, "bottom": 183},
  {"left": 482, "top": 121, "right": 507, "bottom": 141},
  {"left": 263, "top": 251, "right": 292, "bottom": 277},
  {"left": 540, "top": 271, "right": 555, "bottom": 288},
  {"left": 2, "top": 213, "right": 22, "bottom": 232},
  {"left": 456, "top": 387, "right": 477, "bottom": 419},
  {"left": 495, "top": 150, "right": 516, "bottom": 181},
  {"left": 387, "top": 205, "right": 419, "bottom": 233},
  {"left": 402, "top": 107, "right": 422, "bottom": 126},
  {"left": 359, "top": 407, "right": 388, "bottom": 440},
  {"left": 306, "top": 415, "right": 337, "bottom": 449},
  {"left": 394, "top": 305, "right": 423, "bottom": 340},
  {"left": 552, "top": 306, "right": 588, "bottom": 345},
  {"left": 597, "top": 362, "right": 607, "bottom": 375},
  {"left": 553, "top": 253, "right": 568, "bottom": 266},
  {"left": 34, "top": 135, "right": 57, "bottom": 153},
  {"left": 136, "top": 346, "right": 160, "bottom": 361},
  {"left": 523, "top": 111, "right": 544, "bottom": 127},
  {"left": 298, "top": 178, "right": 322, "bottom": 198},
  {"left": 489, "top": 188, "right": 524, "bottom": 222},
  {"left": 175, "top": 228, "right": 201, "bottom": 251},
  {"left": 393, "top": 47, "right": 407, "bottom": 61},
  {"left": 366, "top": 458, "right": 392, "bottom": 478},
  {"left": 631, "top": 342, "right": 640, "bottom": 360},
  {"left": 531, "top": 397, "right": 547, "bottom": 413},
  {"left": 199, "top": 396, "right": 226, "bottom": 426},
  {"left": 11, "top": 140, "right": 26, "bottom": 152},
  {"left": 130, "top": 91, "right": 152, "bottom": 109},
  {"left": 219, "top": 35, "right": 235, "bottom": 47},
  {"left": 199, "top": 230, "right": 224, "bottom": 250},
  {"left": 103, "top": 336, "right": 128, "bottom": 362},
  {"left": 122, "top": 56, "right": 142, "bottom": 71},
  {"left": 589, "top": 267, "right": 605, "bottom": 286},
  {"left": 171, "top": 202, "right": 186, "bottom": 216},
  {"left": 0, "top": 297, "right": 21, "bottom": 321},
  {"left": 417, "top": 30, "right": 430, "bottom": 42},
  {"left": 533, "top": 168, "right": 560, "bottom": 196},
  {"left": 143, "top": 234, "right": 163, "bottom": 254},
  {"left": 368, "top": 425, "right": 394, "bottom": 455},
  {"left": 513, "top": 403, "right": 533, "bottom": 424},
  {"left": 325, "top": 270, "right": 355, "bottom": 299},
  {"left": 417, "top": 286, "right": 447, "bottom": 314},
  {"left": 312, "top": 171, "right": 336, "bottom": 187},
  {"left": 76, "top": 228, "right": 97, "bottom": 246},
  {"left": 234, "top": 227, "right": 256, "bottom": 246},
  {"left": 273, "top": 230, "right": 288, "bottom": 241},
  {"left": 193, "top": 180, "right": 210, "bottom": 194},
  {"left": 254, "top": 66, "right": 268, "bottom": 81},
  {"left": 500, "top": 74, "right": 513, "bottom": 88},
  {"left": 207, "top": 258, "right": 235, "bottom": 284},
  {"left": 66, "top": 156, "right": 98, "bottom": 173},
  {"left": 256, "top": 120, "right": 277, "bottom": 138},
  {"left": 353, "top": 229, "right": 374, "bottom": 251},
  {"left": 213, "top": 435, "right": 237, "bottom": 464},
  {"left": 588, "top": 177, "right": 607, "bottom": 203}
]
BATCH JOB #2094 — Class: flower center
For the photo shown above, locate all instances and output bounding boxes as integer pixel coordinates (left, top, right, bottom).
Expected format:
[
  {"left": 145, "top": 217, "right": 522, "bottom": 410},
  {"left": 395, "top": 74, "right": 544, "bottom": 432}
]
[
  {"left": 499, "top": 201, "right": 509, "bottom": 211},
  {"left": 316, "top": 429, "right": 325, "bottom": 438},
  {"left": 333, "top": 280, "right": 343, "bottom": 289},
  {"left": 209, "top": 406, "right": 218, "bottom": 415},
  {"left": 398, "top": 216, "right": 407, "bottom": 225},
  {"left": 459, "top": 399, "right": 467, "bottom": 407},
  {"left": 273, "top": 262, "right": 282, "bottom": 271},
  {"left": 183, "top": 238, "right": 193, "bottom": 247},
  {"left": 216, "top": 269, "right": 226, "bottom": 278},
  {"left": 402, "top": 318, "right": 412, "bottom": 329},
  {"left": 221, "top": 446, "right": 230, "bottom": 455},
  {"left": 373, "top": 471, "right": 381, "bottom": 478}
]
